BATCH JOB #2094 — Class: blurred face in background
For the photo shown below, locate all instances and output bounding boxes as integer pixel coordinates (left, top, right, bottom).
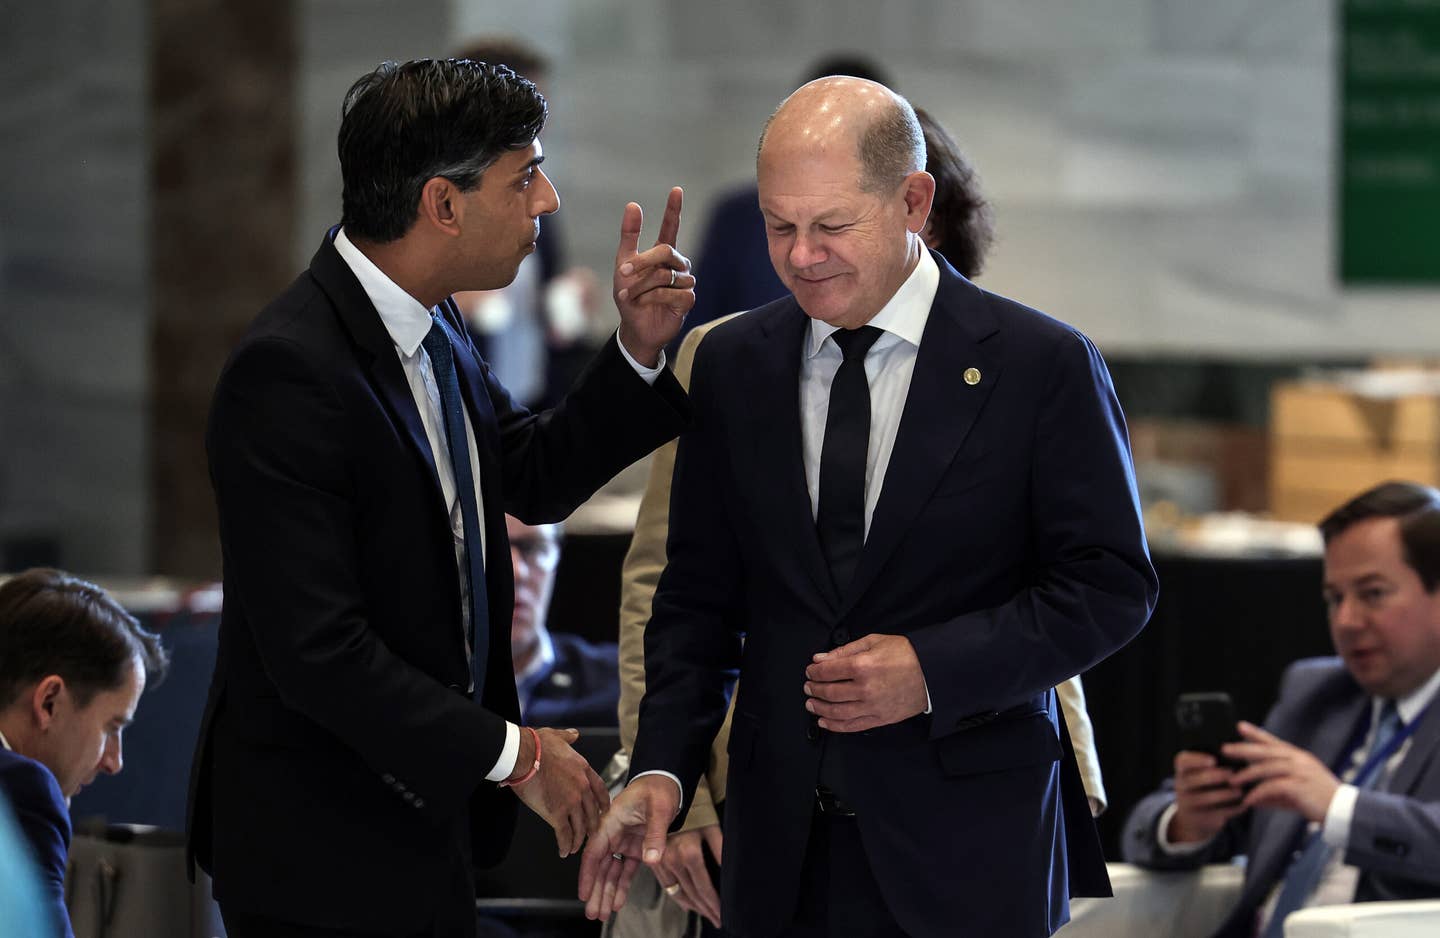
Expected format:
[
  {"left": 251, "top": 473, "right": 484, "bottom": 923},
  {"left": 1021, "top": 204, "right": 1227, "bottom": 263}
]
[
  {"left": 26, "top": 655, "right": 143, "bottom": 798},
  {"left": 506, "top": 516, "right": 561, "bottom": 674},
  {"left": 1323, "top": 516, "right": 1440, "bottom": 699}
]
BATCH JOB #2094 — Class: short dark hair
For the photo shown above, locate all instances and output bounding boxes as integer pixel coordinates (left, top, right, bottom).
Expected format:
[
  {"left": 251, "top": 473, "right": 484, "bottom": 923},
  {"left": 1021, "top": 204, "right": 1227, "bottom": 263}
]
[
  {"left": 338, "top": 58, "right": 547, "bottom": 243},
  {"left": 1319, "top": 481, "right": 1440, "bottom": 591},
  {"left": 915, "top": 107, "right": 995, "bottom": 279},
  {"left": 0, "top": 569, "right": 170, "bottom": 709}
]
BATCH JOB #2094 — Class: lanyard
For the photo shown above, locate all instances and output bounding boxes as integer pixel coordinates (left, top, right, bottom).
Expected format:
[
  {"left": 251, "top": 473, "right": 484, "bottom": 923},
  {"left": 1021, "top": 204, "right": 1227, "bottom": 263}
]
[{"left": 1350, "top": 700, "right": 1432, "bottom": 789}]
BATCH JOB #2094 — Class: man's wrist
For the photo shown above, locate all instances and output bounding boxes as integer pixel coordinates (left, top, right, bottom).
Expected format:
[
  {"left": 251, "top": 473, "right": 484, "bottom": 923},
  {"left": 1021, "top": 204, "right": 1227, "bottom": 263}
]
[
  {"left": 505, "top": 726, "right": 540, "bottom": 785},
  {"left": 615, "top": 327, "right": 664, "bottom": 374}
]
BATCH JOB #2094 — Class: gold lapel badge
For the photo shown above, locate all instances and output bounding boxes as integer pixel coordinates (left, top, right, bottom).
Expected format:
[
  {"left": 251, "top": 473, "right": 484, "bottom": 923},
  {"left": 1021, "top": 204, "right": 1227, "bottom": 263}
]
[{"left": 963, "top": 367, "right": 982, "bottom": 386}]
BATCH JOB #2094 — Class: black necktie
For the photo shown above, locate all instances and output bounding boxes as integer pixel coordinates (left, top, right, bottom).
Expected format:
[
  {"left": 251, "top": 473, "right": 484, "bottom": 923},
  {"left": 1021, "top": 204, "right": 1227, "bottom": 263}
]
[
  {"left": 421, "top": 315, "right": 490, "bottom": 697},
  {"left": 816, "top": 326, "right": 883, "bottom": 593}
]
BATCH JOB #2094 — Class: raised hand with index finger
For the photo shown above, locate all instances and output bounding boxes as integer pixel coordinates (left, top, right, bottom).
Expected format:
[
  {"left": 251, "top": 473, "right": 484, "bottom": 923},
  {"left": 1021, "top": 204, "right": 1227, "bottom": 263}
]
[{"left": 614, "top": 187, "right": 695, "bottom": 367}]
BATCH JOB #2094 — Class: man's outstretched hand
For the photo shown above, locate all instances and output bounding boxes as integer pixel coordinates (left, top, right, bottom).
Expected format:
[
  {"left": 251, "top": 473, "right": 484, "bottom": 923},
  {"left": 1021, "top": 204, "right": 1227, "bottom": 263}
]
[
  {"left": 509, "top": 727, "right": 610, "bottom": 857},
  {"left": 578, "top": 773, "right": 681, "bottom": 921}
]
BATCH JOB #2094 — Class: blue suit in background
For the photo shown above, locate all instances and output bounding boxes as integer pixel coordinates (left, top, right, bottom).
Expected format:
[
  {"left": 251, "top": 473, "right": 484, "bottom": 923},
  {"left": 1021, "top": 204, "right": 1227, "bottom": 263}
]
[
  {"left": 631, "top": 251, "right": 1158, "bottom": 938},
  {"left": 1123, "top": 657, "right": 1440, "bottom": 938},
  {"left": 0, "top": 749, "right": 73, "bottom": 938}
]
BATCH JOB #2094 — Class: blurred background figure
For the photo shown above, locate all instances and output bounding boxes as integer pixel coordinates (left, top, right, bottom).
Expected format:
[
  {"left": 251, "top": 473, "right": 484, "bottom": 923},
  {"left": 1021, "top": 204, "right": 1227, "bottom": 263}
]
[
  {"left": 451, "top": 37, "right": 603, "bottom": 408},
  {"left": 0, "top": 569, "right": 169, "bottom": 938},
  {"left": 0, "top": 794, "right": 47, "bottom": 938},
  {"left": 509, "top": 516, "right": 621, "bottom": 728},
  {"left": 669, "top": 54, "right": 893, "bottom": 356}
]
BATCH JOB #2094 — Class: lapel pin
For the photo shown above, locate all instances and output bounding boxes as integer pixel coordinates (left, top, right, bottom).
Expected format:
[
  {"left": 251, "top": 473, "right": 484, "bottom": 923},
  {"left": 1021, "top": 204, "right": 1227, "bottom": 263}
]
[{"left": 964, "top": 367, "right": 982, "bottom": 386}]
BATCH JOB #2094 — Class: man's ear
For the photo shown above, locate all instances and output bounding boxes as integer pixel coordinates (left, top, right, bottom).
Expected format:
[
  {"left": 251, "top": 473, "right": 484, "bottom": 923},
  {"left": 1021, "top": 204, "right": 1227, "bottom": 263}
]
[
  {"left": 30, "top": 676, "right": 65, "bottom": 730},
  {"left": 418, "top": 176, "right": 464, "bottom": 237},
  {"left": 902, "top": 170, "right": 936, "bottom": 235}
]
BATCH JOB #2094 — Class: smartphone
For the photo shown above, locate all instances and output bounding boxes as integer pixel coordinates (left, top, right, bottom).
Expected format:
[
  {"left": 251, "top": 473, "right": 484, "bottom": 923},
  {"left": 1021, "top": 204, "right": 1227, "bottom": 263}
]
[{"left": 1175, "top": 691, "right": 1244, "bottom": 770}]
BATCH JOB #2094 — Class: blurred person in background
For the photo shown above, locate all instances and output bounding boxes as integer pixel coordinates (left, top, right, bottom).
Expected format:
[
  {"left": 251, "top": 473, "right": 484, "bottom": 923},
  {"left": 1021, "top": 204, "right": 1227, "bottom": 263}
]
[
  {"left": 508, "top": 515, "right": 621, "bottom": 728},
  {"left": 0, "top": 569, "right": 169, "bottom": 938},
  {"left": 1124, "top": 480, "right": 1440, "bottom": 938}
]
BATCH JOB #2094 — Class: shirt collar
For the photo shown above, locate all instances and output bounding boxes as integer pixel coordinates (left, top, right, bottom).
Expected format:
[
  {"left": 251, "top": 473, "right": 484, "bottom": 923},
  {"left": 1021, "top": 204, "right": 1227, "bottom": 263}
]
[
  {"left": 333, "top": 228, "right": 436, "bottom": 357},
  {"left": 1391, "top": 665, "right": 1440, "bottom": 726},
  {"left": 0, "top": 727, "right": 10, "bottom": 751},
  {"left": 806, "top": 246, "right": 939, "bottom": 359}
]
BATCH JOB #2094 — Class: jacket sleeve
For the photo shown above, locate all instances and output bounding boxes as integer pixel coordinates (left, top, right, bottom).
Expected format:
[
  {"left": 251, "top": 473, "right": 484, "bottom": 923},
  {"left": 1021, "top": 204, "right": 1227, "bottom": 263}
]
[
  {"left": 2, "top": 759, "right": 74, "bottom": 938},
  {"left": 618, "top": 323, "right": 730, "bottom": 832}
]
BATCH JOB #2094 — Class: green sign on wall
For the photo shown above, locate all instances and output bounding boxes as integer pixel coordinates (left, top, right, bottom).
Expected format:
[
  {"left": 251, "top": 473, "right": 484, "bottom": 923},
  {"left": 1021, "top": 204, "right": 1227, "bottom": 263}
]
[{"left": 1340, "top": 0, "right": 1440, "bottom": 282}]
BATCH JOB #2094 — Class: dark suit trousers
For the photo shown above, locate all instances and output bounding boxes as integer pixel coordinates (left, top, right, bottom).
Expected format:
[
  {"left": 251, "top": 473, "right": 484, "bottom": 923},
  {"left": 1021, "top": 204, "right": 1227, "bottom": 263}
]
[{"left": 779, "top": 811, "right": 908, "bottom": 938}]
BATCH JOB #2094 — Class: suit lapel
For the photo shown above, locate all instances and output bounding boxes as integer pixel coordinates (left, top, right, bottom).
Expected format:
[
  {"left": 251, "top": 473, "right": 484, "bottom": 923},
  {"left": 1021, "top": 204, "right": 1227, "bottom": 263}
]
[
  {"left": 841, "top": 259, "right": 1000, "bottom": 615},
  {"left": 748, "top": 302, "right": 841, "bottom": 613},
  {"left": 308, "top": 233, "right": 446, "bottom": 514}
]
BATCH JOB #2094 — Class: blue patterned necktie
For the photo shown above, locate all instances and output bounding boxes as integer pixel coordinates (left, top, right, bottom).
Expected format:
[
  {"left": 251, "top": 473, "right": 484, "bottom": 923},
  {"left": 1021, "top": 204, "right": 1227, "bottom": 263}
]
[
  {"left": 1259, "top": 700, "right": 1403, "bottom": 938},
  {"left": 421, "top": 315, "right": 490, "bottom": 697}
]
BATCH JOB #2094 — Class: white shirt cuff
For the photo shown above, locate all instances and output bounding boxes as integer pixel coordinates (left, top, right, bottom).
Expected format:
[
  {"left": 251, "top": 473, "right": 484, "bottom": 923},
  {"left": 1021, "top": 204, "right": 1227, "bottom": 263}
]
[
  {"left": 630, "top": 769, "right": 685, "bottom": 810},
  {"left": 485, "top": 721, "right": 521, "bottom": 782},
  {"left": 615, "top": 330, "right": 665, "bottom": 384},
  {"left": 1322, "top": 783, "right": 1359, "bottom": 848},
  {"left": 1156, "top": 801, "right": 1215, "bottom": 856}
]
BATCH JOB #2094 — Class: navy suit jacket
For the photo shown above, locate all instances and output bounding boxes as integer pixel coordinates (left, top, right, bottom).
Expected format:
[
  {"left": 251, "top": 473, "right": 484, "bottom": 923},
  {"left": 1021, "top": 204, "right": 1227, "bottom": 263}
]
[
  {"left": 187, "top": 232, "right": 687, "bottom": 934},
  {"left": 0, "top": 749, "right": 73, "bottom": 938},
  {"left": 632, "top": 252, "right": 1158, "bottom": 938},
  {"left": 1123, "top": 658, "right": 1440, "bottom": 938}
]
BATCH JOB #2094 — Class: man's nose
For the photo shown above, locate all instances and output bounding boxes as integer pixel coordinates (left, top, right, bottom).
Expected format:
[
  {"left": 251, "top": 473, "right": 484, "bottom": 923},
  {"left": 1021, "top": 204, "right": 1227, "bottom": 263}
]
[
  {"left": 100, "top": 736, "right": 123, "bottom": 775},
  {"left": 789, "top": 232, "right": 826, "bottom": 270},
  {"left": 533, "top": 169, "right": 559, "bottom": 217}
]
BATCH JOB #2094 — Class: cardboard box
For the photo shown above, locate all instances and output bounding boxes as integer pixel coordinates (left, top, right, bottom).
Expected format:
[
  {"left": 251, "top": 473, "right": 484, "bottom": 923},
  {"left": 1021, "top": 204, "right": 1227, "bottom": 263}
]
[{"left": 1269, "top": 380, "right": 1440, "bottom": 522}]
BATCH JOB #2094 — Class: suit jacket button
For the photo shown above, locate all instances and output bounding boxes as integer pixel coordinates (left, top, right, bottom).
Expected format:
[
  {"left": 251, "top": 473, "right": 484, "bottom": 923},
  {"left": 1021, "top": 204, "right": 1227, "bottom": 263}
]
[
  {"left": 382, "top": 774, "right": 395, "bottom": 785},
  {"left": 403, "top": 791, "right": 415, "bottom": 802},
  {"left": 832, "top": 628, "right": 851, "bottom": 645},
  {"left": 447, "top": 683, "right": 462, "bottom": 692},
  {"left": 413, "top": 798, "right": 425, "bottom": 809}
]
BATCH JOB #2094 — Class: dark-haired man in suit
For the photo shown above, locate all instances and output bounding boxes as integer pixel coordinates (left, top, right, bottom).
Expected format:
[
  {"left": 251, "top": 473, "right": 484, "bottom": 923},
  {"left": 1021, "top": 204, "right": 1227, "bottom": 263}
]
[
  {"left": 0, "top": 568, "right": 169, "bottom": 938},
  {"left": 1124, "top": 481, "right": 1440, "bottom": 938},
  {"left": 190, "top": 58, "right": 693, "bottom": 938},
  {"left": 582, "top": 77, "right": 1156, "bottom": 938}
]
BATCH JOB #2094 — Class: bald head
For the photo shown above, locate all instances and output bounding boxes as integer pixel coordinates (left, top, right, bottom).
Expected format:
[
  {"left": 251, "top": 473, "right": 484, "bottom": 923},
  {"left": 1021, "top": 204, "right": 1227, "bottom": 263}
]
[{"left": 758, "top": 77, "right": 925, "bottom": 194}]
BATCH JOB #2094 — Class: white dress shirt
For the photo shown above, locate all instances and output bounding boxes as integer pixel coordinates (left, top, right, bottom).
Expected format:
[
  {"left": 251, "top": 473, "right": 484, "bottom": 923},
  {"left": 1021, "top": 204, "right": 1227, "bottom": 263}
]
[
  {"left": 333, "top": 229, "right": 662, "bottom": 783},
  {"left": 633, "top": 247, "right": 940, "bottom": 805}
]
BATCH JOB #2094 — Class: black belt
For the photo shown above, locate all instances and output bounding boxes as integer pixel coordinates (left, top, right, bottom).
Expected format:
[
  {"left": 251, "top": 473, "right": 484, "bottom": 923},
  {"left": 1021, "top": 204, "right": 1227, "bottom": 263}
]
[{"left": 815, "top": 785, "right": 857, "bottom": 817}]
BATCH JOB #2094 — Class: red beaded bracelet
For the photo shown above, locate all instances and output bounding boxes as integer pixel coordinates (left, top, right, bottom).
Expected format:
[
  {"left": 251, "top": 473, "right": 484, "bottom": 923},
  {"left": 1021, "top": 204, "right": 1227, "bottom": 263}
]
[{"left": 500, "top": 726, "right": 541, "bottom": 788}]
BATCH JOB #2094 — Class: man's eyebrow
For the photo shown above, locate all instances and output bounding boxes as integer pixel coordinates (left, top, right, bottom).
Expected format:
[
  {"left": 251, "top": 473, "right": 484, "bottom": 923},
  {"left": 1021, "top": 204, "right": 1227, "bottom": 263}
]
[{"left": 517, "top": 155, "right": 545, "bottom": 175}]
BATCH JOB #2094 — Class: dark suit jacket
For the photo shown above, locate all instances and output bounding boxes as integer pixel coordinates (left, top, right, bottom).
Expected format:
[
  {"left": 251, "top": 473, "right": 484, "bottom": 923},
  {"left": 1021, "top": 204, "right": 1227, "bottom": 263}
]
[
  {"left": 1123, "top": 657, "right": 1440, "bottom": 938},
  {"left": 521, "top": 631, "right": 621, "bottom": 728},
  {"left": 187, "top": 232, "right": 687, "bottom": 935},
  {"left": 631, "top": 252, "right": 1158, "bottom": 938},
  {"left": 0, "top": 748, "right": 73, "bottom": 938}
]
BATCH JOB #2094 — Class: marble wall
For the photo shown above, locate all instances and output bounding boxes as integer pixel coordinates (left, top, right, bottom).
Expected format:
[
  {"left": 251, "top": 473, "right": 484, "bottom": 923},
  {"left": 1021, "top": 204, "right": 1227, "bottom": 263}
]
[{"left": 0, "top": 0, "right": 150, "bottom": 574}]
